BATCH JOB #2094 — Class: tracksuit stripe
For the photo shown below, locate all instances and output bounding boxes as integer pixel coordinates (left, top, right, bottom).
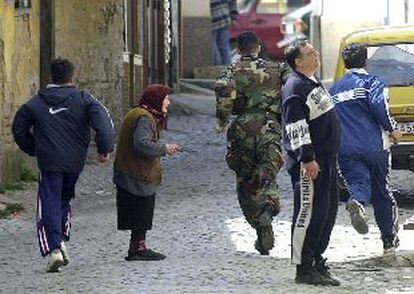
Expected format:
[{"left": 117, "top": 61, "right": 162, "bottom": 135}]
[
  {"left": 386, "top": 153, "right": 399, "bottom": 235},
  {"left": 42, "top": 227, "right": 50, "bottom": 253},
  {"left": 292, "top": 165, "right": 314, "bottom": 264},
  {"left": 38, "top": 229, "right": 46, "bottom": 255}
]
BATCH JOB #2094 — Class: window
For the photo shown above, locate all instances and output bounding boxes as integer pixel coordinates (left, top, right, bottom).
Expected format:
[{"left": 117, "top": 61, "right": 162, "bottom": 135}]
[
  {"left": 237, "top": 0, "right": 255, "bottom": 13},
  {"left": 14, "top": 0, "right": 31, "bottom": 9},
  {"left": 367, "top": 44, "right": 414, "bottom": 87},
  {"left": 124, "top": 0, "right": 144, "bottom": 55},
  {"left": 257, "top": 0, "right": 284, "bottom": 14},
  {"left": 256, "top": 0, "right": 307, "bottom": 14}
]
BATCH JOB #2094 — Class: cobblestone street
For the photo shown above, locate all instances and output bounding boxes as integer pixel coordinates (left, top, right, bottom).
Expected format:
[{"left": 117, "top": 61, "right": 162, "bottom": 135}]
[{"left": 0, "top": 94, "right": 414, "bottom": 293}]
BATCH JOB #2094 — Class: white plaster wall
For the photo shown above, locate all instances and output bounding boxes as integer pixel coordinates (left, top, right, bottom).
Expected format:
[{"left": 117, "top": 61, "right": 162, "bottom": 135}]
[
  {"left": 316, "top": 0, "right": 387, "bottom": 80},
  {"left": 182, "top": 0, "right": 210, "bottom": 17}
]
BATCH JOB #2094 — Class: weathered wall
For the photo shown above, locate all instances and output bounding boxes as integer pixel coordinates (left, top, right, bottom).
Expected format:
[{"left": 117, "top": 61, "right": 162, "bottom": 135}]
[
  {"left": 0, "top": 1, "right": 40, "bottom": 187},
  {"left": 181, "top": 0, "right": 212, "bottom": 77},
  {"left": 54, "top": 0, "right": 126, "bottom": 128},
  {"left": 182, "top": 0, "right": 210, "bottom": 17},
  {"left": 182, "top": 17, "right": 212, "bottom": 78}
]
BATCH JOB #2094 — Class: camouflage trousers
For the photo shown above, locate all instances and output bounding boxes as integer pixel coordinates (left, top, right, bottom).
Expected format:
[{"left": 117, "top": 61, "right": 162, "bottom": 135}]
[
  {"left": 226, "top": 114, "right": 283, "bottom": 228},
  {"left": 237, "top": 174, "right": 281, "bottom": 228}
]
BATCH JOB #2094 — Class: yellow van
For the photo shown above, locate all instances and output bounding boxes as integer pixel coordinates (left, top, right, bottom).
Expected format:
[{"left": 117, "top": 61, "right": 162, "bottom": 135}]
[{"left": 334, "top": 25, "right": 414, "bottom": 170}]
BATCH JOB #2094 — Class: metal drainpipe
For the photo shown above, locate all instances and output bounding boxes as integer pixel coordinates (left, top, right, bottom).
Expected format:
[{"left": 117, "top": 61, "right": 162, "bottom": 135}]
[
  {"left": 386, "top": 0, "right": 390, "bottom": 25},
  {"left": 129, "top": 0, "right": 137, "bottom": 107},
  {"left": 404, "top": 0, "right": 409, "bottom": 23}
]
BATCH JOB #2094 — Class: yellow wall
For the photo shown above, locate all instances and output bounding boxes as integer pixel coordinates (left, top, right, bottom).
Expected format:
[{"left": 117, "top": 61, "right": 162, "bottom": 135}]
[
  {"left": 0, "top": 1, "right": 40, "bottom": 185},
  {"left": 54, "top": 0, "right": 125, "bottom": 127}
]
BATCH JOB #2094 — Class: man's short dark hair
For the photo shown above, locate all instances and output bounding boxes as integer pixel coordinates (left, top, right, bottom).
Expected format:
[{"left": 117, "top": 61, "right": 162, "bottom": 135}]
[
  {"left": 237, "top": 31, "right": 260, "bottom": 54},
  {"left": 284, "top": 40, "right": 308, "bottom": 69},
  {"left": 50, "top": 58, "right": 74, "bottom": 84},
  {"left": 342, "top": 43, "right": 367, "bottom": 69}
]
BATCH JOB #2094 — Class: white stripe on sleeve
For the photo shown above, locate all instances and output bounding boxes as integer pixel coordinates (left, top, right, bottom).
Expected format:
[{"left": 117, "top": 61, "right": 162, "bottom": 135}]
[{"left": 285, "top": 119, "right": 311, "bottom": 150}]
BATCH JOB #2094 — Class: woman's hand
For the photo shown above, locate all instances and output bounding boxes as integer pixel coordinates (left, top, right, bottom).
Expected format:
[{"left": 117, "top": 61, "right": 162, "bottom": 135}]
[{"left": 166, "top": 143, "right": 180, "bottom": 155}]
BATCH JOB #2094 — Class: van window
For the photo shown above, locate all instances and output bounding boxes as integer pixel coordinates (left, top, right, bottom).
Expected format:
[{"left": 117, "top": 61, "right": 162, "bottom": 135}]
[
  {"left": 238, "top": 0, "right": 255, "bottom": 12},
  {"left": 367, "top": 44, "right": 414, "bottom": 87},
  {"left": 256, "top": 0, "right": 306, "bottom": 14}
]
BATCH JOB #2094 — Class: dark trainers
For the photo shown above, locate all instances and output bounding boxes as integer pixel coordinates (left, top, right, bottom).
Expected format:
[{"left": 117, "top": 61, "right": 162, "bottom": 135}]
[
  {"left": 255, "top": 225, "right": 274, "bottom": 255},
  {"left": 346, "top": 200, "right": 369, "bottom": 234},
  {"left": 383, "top": 235, "right": 400, "bottom": 254},
  {"left": 315, "top": 258, "right": 341, "bottom": 286},
  {"left": 295, "top": 264, "right": 340, "bottom": 286},
  {"left": 125, "top": 249, "right": 166, "bottom": 261}
]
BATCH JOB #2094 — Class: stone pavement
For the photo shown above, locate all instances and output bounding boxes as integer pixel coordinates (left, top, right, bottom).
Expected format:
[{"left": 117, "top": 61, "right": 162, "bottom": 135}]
[{"left": 0, "top": 94, "right": 413, "bottom": 293}]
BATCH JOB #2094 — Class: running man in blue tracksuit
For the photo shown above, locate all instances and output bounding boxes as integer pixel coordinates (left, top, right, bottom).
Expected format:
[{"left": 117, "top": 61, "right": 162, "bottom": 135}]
[
  {"left": 12, "top": 58, "right": 115, "bottom": 272},
  {"left": 329, "top": 43, "right": 402, "bottom": 253},
  {"left": 283, "top": 41, "right": 341, "bottom": 286}
]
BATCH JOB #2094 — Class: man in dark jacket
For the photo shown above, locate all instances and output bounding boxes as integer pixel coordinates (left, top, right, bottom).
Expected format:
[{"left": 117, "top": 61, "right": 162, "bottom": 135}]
[
  {"left": 12, "top": 58, "right": 114, "bottom": 272},
  {"left": 283, "top": 41, "right": 341, "bottom": 286}
]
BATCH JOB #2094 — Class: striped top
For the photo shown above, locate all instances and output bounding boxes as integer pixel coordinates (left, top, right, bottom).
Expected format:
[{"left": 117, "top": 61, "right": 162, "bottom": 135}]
[{"left": 210, "top": 0, "right": 238, "bottom": 31}]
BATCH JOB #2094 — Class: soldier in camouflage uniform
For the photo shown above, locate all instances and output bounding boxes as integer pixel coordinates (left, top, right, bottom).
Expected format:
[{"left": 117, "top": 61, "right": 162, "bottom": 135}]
[{"left": 215, "top": 31, "right": 289, "bottom": 255}]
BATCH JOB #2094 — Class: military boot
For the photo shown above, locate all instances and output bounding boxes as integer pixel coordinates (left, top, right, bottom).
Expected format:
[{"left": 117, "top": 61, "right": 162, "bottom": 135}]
[
  {"left": 256, "top": 205, "right": 274, "bottom": 227},
  {"left": 254, "top": 225, "right": 274, "bottom": 255},
  {"left": 295, "top": 264, "right": 340, "bottom": 286}
]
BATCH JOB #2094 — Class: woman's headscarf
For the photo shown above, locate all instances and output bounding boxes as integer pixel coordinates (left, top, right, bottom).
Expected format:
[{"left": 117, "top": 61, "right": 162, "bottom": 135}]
[{"left": 138, "top": 84, "right": 171, "bottom": 130}]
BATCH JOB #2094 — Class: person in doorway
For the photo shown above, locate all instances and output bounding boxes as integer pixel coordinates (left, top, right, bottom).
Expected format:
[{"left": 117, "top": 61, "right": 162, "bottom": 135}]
[
  {"left": 12, "top": 58, "right": 115, "bottom": 272},
  {"left": 113, "top": 84, "right": 179, "bottom": 261},
  {"left": 210, "top": 0, "right": 238, "bottom": 65},
  {"left": 283, "top": 40, "right": 341, "bottom": 286},
  {"left": 329, "top": 43, "right": 401, "bottom": 253},
  {"left": 216, "top": 31, "right": 289, "bottom": 256}
]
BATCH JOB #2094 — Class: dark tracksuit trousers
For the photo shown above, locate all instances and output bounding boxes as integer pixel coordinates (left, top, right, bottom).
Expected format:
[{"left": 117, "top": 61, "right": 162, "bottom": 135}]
[
  {"left": 37, "top": 170, "right": 79, "bottom": 256},
  {"left": 339, "top": 150, "right": 398, "bottom": 240},
  {"left": 289, "top": 155, "right": 339, "bottom": 265}
]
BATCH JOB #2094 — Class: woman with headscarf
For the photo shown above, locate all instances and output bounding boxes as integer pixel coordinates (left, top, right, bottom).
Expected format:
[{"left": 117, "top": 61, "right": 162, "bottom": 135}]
[{"left": 114, "top": 84, "right": 179, "bottom": 261}]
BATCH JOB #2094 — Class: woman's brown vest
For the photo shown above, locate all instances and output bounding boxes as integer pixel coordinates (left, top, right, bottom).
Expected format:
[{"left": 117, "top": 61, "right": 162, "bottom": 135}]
[{"left": 114, "top": 107, "right": 162, "bottom": 185}]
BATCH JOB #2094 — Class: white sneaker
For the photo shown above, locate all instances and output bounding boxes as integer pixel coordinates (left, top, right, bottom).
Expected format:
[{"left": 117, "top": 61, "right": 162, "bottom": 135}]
[
  {"left": 60, "top": 242, "right": 70, "bottom": 266},
  {"left": 346, "top": 200, "right": 369, "bottom": 234},
  {"left": 46, "top": 249, "right": 64, "bottom": 273}
]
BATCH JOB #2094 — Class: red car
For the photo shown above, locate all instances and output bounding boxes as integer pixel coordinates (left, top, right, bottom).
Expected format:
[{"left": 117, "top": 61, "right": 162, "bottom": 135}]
[{"left": 230, "top": 0, "right": 310, "bottom": 59}]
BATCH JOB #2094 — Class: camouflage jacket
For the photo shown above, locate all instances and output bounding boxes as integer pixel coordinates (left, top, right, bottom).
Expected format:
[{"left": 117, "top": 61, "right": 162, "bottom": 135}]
[{"left": 215, "top": 55, "right": 290, "bottom": 128}]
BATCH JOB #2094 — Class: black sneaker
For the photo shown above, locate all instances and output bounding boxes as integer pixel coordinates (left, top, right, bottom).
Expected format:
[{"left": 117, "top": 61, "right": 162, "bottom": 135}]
[
  {"left": 254, "top": 225, "right": 274, "bottom": 255},
  {"left": 383, "top": 235, "right": 400, "bottom": 254},
  {"left": 295, "top": 264, "right": 340, "bottom": 286},
  {"left": 314, "top": 258, "right": 341, "bottom": 286},
  {"left": 125, "top": 249, "right": 166, "bottom": 261}
]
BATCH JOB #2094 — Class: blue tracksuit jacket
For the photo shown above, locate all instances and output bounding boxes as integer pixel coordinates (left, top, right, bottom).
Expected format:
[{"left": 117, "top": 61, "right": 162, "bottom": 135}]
[{"left": 329, "top": 68, "right": 396, "bottom": 155}]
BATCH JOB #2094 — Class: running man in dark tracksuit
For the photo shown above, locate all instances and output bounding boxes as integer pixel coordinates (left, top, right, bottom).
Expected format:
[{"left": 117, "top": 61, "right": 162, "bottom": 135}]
[
  {"left": 12, "top": 58, "right": 114, "bottom": 272},
  {"left": 283, "top": 41, "right": 341, "bottom": 286}
]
